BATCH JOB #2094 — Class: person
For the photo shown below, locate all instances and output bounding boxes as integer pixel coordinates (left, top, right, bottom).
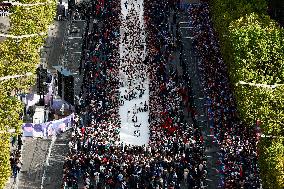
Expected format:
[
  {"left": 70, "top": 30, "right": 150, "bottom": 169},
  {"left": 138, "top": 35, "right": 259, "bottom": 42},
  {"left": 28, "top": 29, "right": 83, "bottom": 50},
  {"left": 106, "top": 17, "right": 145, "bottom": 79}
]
[
  {"left": 17, "top": 134, "right": 22, "bottom": 151},
  {"left": 63, "top": 1, "right": 209, "bottom": 188},
  {"left": 12, "top": 159, "right": 22, "bottom": 183},
  {"left": 11, "top": 135, "right": 16, "bottom": 147},
  {"left": 188, "top": 3, "right": 260, "bottom": 188}
]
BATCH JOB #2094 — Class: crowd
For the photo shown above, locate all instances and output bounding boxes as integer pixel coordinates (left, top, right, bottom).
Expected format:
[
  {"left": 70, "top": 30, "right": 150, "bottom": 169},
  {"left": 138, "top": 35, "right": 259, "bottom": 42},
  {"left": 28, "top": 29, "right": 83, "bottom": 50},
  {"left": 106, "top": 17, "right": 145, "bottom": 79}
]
[
  {"left": 189, "top": 3, "right": 261, "bottom": 189},
  {"left": 145, "top": 1, "right": 207, "bottom": 188},
  {"left": 9, "top": 134, "right": 23, "bottom": 182},
  {"left": 119, "top": 2, "right": 148, "bottom": 128},
  {"left": 0, "top": 1, "right": 261, "bottom": 188},
  {"left": 62, "top": 0, "right": 208, "bottom": 189}
]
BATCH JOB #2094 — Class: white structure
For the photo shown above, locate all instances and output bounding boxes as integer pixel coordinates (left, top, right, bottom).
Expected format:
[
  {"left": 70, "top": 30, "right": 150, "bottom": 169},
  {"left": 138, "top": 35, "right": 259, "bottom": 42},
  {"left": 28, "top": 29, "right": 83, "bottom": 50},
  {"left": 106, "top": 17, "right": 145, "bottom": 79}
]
[
  {"left": 33, "top": 106, "right": 45, "bottom": 124},
  {"left": 119, "top": 0, "right": 149, "bottom": 146}
]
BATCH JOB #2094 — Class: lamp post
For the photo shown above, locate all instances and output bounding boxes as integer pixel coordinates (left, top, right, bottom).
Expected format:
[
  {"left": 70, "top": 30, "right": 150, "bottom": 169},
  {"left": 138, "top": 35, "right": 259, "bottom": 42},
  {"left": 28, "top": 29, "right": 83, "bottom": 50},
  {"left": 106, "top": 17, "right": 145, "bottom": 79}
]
[{"left": 37, "top": 65, "right": 48, "bottom": 106}]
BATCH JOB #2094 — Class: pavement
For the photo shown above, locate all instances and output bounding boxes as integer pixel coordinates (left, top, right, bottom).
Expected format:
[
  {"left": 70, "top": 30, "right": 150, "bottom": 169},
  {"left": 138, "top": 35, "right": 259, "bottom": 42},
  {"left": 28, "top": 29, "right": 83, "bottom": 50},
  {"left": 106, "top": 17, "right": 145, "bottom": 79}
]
[
  {"left": 39, "top": 131, "right": 70, "bottom": 189},
  {"left": 40, "top": 15, "right": 86, "bottom": 99},
  {"left": 5, "top": 138, "right": 51, "bottom": 189},
  {"left": 59, "top": 18, "right": 86, "bottom": 98},
  {"left": 0, "top": 16, "right": 10, "bottom": 42},
  {"left": 4, "top": 132, "right": 70, "bottom": 189},
  {"left": 40, "top": 20, "right": 69, "bottom": 71}
]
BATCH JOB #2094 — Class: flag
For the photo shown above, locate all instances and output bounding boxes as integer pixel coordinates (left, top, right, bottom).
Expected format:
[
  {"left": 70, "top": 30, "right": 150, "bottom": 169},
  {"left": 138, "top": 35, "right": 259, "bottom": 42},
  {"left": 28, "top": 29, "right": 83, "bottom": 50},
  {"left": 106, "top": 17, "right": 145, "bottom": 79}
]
[{"left": 168, "top": 126, "right": 176, "bottom": 134}]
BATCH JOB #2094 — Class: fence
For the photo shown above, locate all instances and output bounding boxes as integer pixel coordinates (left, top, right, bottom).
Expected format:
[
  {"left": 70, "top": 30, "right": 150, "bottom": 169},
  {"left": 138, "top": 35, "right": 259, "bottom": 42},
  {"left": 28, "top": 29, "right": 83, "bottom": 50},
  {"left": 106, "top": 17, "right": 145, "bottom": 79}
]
[{"left": 0, "top": 11, "right": 9, "bottom": 17}]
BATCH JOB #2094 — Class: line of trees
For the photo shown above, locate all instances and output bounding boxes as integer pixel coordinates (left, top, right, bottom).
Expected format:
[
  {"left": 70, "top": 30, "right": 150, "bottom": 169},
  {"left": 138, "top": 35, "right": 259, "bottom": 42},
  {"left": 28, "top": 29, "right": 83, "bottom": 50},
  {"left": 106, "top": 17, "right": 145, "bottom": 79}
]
[
  {"left": 209, "top": 0, "right": 284, "bottom": 188},
  {"left": 0, "top": 0, "right": 56, "bottom": 187}
]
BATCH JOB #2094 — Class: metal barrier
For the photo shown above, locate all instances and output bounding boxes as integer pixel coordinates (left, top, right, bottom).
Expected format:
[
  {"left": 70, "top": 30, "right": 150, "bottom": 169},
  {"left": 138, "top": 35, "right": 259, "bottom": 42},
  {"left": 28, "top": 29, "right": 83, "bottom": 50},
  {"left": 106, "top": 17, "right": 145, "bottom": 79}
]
[{"left": 0, "top": 11, "right": 9, "bottom": 17}]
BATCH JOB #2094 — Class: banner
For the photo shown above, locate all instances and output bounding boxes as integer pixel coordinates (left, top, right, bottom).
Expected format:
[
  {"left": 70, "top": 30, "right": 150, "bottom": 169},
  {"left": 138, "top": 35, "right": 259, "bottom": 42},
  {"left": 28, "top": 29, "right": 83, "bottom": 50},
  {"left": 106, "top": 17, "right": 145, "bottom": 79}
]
[
  {"left": 23, "top": 93, "right": 41, "bottom": 108},
  {"left": 22, "top": 113, "right": 74, "bottom": 138}
]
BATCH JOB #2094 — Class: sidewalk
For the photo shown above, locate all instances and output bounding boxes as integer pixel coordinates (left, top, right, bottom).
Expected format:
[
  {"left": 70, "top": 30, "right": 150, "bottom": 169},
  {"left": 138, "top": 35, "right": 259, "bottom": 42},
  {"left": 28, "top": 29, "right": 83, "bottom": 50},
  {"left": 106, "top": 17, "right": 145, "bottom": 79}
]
[
  {"left": 40, "top": 20, "right": 68, "bottom": 72},
  {"left": 4, "top": 137, "right": 23, "bottom": 189},
  {"left": 4, "top": 138, "right": 51, "bottom": 189},
  {"left": 0, "top": 16, "right": 10, "bottom": 42}
]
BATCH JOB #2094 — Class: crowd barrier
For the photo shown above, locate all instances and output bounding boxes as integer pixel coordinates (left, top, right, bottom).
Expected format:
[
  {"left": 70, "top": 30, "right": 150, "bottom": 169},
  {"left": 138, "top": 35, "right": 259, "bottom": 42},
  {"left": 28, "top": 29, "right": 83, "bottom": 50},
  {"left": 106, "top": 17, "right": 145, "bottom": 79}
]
[
  {"left": 22, "top": 113, "right": 74, "bottom": 138},
  {"left": 0, "top": 11, "right": 9, "bottom": 17}
]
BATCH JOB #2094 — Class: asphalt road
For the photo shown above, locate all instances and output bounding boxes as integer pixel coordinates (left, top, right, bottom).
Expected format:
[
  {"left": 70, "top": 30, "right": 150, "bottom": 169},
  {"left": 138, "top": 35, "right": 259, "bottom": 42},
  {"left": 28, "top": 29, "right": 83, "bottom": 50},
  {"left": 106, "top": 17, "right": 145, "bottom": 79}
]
[
  {"left": 4, "top": 132, "right": 70, "bottom": 189},
  {"left": 40, "top": 131, "right": 70, "bottom": 189},
  {"left": 176, "top": 5, "right": 221, "bottom": 189}
]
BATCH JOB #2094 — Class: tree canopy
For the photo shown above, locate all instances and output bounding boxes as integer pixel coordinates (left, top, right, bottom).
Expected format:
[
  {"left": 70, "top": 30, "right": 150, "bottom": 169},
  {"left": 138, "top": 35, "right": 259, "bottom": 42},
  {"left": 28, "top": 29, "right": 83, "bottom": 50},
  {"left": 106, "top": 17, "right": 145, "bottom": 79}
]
[
  {"left": 0, "top": 0, "right": 56, "bottom": 188},
  {"left": 210, "top": 0, "right": 284, "bottom": 188}
]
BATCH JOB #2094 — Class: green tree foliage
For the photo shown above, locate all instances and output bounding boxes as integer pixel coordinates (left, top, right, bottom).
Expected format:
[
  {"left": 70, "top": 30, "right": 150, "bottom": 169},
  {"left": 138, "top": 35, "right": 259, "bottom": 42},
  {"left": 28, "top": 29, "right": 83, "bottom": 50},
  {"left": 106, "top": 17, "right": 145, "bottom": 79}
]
[
  {"left": 259, "top": 138, "right": 284, "bottom": 189},
  {"left": 210, "top": 0, "right": 284, "bottom": 188},
  {"left": 0, "top": 91, "right": 24, "bottom": 189},
  {"left": 0, "top": 133, "right": 11, "bottom": 189},
  {"left": 0, "top": 0, "right": 56, "bottom": 187},
  {"left": 229, "top": 13, "right": 284, "bottom": 85}
]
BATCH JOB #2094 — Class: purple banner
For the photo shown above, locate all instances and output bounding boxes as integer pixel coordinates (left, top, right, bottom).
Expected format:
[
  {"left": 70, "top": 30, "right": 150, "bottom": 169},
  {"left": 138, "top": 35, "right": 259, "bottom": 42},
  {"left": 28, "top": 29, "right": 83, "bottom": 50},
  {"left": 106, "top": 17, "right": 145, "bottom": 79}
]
[{"left": 22, "top": 113, "right": 74, "bottom": 137}]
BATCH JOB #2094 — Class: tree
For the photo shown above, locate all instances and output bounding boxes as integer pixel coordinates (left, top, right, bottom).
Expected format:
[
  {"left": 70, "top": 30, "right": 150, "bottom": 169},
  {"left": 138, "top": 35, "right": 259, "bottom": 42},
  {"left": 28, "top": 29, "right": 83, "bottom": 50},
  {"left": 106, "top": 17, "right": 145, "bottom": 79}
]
[
  {"left": 0, "top": 0, "right": 56, "bottom": 187},
  {"left": 210, "top": 0, "right": 284, "bottom": 188}
]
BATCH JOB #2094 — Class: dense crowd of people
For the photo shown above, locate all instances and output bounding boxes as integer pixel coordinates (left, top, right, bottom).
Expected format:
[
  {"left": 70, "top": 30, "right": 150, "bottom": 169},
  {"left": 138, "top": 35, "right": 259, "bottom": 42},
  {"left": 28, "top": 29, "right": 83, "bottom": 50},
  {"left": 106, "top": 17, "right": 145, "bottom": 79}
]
[
  {"left": 61, "top": 0, "right": 261, "bottom": 189},
  {"left": 189, "top": 3, "right": 261, "bottom": 189},
  {"left": 145, "top": 1, "right": 207, "bottom": 188},
  {"left": 119, "top": 1, "right": 149, "bottom": 131},
  {"left": 62, "top": 0, "right": 208, "bottom": 188}
]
